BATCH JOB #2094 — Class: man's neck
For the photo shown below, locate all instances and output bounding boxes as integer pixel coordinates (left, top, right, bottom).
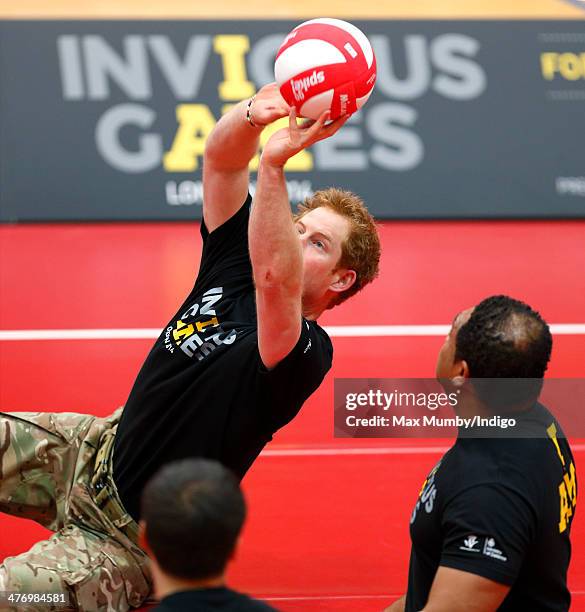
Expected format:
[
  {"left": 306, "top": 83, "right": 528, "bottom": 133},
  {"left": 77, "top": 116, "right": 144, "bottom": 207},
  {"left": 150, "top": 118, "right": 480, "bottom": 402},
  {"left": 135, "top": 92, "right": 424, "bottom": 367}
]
[
  {"left": 455, "top": 396, "right": 493, "bottom": 420},
  {"left": 455, "top": 395, "right": 535, "bottom": 420},
  {"left": 156, "top": 571, "right": 226, "bottom": 600},
  {"left": 302, "top": 296, "right": 329, "bottom": 321}
]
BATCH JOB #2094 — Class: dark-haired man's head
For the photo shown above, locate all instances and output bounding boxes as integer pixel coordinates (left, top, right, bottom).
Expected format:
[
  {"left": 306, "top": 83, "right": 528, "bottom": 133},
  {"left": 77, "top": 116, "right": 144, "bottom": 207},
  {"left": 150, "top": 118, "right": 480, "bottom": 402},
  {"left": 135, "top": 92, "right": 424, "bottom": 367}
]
[
  {"left": 140, "top": 459, "right": 246, "bottom": 592},
  {"left": 436, "top": 295, "right": 553, "bottom": 409}
]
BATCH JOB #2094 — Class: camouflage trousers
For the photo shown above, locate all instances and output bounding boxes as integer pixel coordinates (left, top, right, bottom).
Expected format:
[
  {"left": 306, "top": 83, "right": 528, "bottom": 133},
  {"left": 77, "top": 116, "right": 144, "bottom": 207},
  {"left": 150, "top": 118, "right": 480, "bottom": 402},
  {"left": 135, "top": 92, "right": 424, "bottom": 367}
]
[{"left": 0, "top": 409, "right": 152, "bottom": 611}]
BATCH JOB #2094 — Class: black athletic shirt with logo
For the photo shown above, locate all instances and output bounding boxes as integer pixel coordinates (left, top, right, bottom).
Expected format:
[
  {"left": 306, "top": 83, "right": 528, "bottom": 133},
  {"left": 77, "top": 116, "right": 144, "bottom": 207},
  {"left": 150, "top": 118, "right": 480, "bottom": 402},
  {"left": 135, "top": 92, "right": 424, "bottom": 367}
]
[
  {"left": 406, "top": 403, "right": 577, "bottom": 612},
  {"left": 113, "top": 196, "right": 333, "bottom": 520}
]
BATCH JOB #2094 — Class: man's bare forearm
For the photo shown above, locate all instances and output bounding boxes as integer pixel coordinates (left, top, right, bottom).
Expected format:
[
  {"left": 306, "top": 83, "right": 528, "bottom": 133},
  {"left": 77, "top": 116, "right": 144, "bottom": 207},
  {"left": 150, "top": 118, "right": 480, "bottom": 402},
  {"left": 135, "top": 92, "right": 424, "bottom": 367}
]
[
  {"left": 204, "top": 99, "right": 263, "bottom": 171},
  {"left": 250, "top": 106, "right": 348, "bottom": 290},
  {"left": 249, "top": 160, "right": 302, "bottom": 289}
]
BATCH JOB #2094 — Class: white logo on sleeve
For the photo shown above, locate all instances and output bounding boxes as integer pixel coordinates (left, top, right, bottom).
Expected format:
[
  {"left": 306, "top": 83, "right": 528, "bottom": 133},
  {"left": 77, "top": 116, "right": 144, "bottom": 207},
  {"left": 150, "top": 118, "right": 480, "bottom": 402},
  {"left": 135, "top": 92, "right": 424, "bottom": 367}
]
[
  {"left": 482, "top": 537, "right": 508, "bottom": 562},
  {"left": 303, "top": 321, "right": 312, "bottom": 354},
  {"left": 460, "top": 535, "right": 480, "bottom": 552}
]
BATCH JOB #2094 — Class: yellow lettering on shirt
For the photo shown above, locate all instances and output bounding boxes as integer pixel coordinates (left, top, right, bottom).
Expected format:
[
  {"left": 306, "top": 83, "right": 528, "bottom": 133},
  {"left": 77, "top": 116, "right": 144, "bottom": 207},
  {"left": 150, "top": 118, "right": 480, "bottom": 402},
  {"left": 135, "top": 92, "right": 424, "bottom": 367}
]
[
  {"left": 547, "top": 423, "right": 565, "bottom": 466},
  {"left": 559, "top": 481, "right": 572, "bottom": 533},
  {"left": 196, "top": 317, "right": 220, "bottom": 332},
  {"left": 173, "top": 320, "right": 195, "bottom": 342}
]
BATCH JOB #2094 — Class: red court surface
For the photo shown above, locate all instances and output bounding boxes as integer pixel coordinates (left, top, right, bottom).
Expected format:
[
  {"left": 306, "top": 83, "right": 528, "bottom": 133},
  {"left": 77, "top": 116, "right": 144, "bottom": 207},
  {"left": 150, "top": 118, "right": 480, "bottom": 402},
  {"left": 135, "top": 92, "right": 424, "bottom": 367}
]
[{"left": 1, "top": 219, "right": 584, "bottom": 611}]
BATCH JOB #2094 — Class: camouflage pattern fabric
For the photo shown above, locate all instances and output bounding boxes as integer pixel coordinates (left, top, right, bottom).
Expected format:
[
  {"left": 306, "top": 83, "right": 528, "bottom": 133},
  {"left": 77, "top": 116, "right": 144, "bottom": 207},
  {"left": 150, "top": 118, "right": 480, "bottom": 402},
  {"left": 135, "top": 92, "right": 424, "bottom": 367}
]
[{"left": 0, "top": 409, "right": 152, "bottom": 611}]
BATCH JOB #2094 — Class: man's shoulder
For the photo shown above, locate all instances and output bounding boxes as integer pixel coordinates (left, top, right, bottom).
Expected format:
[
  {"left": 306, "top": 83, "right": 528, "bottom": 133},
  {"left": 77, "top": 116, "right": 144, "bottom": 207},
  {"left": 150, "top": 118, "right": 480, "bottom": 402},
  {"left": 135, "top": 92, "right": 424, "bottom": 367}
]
[
  {"left": 306, "top": 319, "right": 333, "bottom": 352},
  {"left": 441, "top": 436, "right": 555, "bottom": 509},
  {"left": 300, "top": 319, "right": 333, "bottom": 374},
  {"left": 438, "top": 441, "right": 518, "bottom": 494}
]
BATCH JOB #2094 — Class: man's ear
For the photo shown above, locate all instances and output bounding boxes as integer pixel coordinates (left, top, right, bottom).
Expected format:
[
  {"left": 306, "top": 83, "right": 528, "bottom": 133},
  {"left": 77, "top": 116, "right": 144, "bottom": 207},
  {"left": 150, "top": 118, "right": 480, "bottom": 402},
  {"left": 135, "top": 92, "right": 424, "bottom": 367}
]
[
  {"left": 461, "top": 360, "right": 470, "bottom": 379},
  {"left": 138, "top": 520, "right": 150, "bottom": 554},
  {"left": 451, "top": 360, "right": 470, "bottom": 388},
  {"left": 330, "top": 269, "right": 357, "bottom": 294}
]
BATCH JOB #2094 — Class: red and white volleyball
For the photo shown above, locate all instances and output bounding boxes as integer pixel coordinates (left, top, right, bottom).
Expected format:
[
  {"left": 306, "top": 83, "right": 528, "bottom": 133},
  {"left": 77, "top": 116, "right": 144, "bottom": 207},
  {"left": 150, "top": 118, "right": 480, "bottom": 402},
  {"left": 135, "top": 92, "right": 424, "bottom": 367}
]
[{"left": 275, "top": 18, "right": 377, "bottom": 120}]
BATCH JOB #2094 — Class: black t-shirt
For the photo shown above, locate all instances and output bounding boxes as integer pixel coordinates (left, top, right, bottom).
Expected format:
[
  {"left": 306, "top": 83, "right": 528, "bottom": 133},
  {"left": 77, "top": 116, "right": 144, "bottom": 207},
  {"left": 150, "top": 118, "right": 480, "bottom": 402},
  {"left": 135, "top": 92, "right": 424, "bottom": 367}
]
[
  {"left": 151, "top": 587, "right": 277, "bottom": 611},
  {"left": 113, "top": 196, "right": 333, "bottom": 520},
  {"left": 406, "top": 403, "right": 577, "bottom": 612}
]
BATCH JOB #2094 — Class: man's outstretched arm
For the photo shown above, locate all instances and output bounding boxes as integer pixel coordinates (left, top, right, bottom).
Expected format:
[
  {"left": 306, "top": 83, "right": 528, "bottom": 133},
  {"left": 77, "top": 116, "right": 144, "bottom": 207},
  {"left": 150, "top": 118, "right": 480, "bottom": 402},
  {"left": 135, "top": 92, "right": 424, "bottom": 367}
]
[
  {"left": 250, "top": 110, "right": 348, "bottom": 369},
  {"left": 202, "top": 84, "right": 289, "bottom": 233}
]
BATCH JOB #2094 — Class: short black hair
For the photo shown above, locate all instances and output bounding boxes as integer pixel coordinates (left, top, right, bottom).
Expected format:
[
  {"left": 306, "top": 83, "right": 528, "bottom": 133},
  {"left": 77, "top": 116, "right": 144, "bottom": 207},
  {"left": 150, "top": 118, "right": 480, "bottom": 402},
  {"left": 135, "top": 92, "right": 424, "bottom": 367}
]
[
  {"left": 141, "top": 459, "right": 246, "bottom": 580},
  {"left": 455, "top": 295, "right": 552, "bottom": 407}
]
